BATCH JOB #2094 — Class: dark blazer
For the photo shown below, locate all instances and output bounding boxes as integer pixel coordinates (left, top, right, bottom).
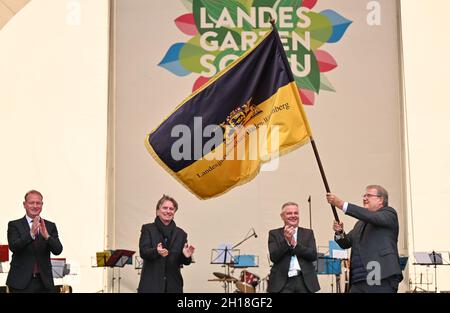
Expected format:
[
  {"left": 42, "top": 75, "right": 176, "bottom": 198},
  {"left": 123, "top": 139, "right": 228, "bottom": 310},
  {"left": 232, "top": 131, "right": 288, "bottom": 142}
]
[
  {"left": 335, "top": 204, "right": 403, "bottom": 283},
  {"left": 137, "top": 222, "right": 192, "bottom": 293},
  {"left": 6, "top": 216, "right": 63, "bottom": 290},
  {"left": 267, "top": 227, "right": 320, "bottom": 293}
]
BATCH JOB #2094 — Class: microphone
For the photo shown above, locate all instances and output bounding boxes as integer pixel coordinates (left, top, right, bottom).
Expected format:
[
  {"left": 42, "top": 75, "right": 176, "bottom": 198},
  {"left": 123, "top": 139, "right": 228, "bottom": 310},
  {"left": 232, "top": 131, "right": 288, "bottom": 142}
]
[{"left": 252, "top": 227, "right": 258, "bottom": 238}]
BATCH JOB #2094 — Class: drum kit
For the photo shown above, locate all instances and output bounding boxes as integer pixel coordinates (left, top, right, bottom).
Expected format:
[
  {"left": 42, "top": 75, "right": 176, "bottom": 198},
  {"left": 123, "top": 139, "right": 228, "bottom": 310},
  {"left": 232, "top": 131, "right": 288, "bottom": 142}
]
[
  {"left": 209, "top": 229, "right": 268, "bottom": 293},
  {"left": 210, "top": 270, "right": 262, "bottom": 293}
]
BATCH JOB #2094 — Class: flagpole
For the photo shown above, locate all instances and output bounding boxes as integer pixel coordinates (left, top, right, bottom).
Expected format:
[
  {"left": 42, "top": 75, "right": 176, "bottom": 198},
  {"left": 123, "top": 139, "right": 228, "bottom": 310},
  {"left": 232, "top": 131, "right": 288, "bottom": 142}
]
[
  {"left": 310, "top": 138, "right": 340, "bottom": 222},
  {"left": 269, "top": 18, "right": 340, "bottom": 222}
]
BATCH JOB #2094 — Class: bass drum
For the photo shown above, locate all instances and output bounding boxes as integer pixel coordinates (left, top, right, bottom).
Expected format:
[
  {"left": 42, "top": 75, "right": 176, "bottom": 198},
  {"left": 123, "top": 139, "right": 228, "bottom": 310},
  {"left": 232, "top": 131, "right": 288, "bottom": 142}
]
[
  {"left": 235, "top": 270, "right": 260, "bottom": 293},
  {"left": 235, "top": 281, "right": 255, "bottom": 293},
  {"left": 55, "top": 285, "right": 73, "bottom": 293}
]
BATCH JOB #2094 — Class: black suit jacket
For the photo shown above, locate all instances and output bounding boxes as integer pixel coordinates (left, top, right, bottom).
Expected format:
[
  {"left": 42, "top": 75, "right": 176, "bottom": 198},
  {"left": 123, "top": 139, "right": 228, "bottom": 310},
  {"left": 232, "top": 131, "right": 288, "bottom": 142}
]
[
  {"left": 137, "top": 223, "right": 192, "bottom": 293},
  {"left": 267, "top": 227, "right": 320, "bottom": 293},
  {"left": 6, "top": 216, "right": 63, "bottom": 290},
  {"left": 335, "top": 204, "right": 403, "bottom": 283}
]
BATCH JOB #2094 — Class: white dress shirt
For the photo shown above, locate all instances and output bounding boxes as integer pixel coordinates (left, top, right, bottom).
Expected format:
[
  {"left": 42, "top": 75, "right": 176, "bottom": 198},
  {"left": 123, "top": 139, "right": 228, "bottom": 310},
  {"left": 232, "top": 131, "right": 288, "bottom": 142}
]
[
  {"left": 343, "top": 202, "right": 349, "bottom": 213},
  {"left": 288, "top": 227, "right": 301, "bottom": 277}
]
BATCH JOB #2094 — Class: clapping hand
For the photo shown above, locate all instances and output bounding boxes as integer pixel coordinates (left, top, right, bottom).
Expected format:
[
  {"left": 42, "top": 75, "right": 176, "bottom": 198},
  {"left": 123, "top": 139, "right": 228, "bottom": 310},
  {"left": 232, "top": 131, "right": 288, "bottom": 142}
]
[
  {"left": 157, "top": 242, "right": 169, "bottom": 257},
  {"left": 284, "top": 226, "right": 296, "bottom": 246},
  {"left": 30, "top": 216, "right": 40, "bottom": 238},
  {"left": 182, "top": 243, "right": 195, "bottom": 258},
  {"left": 39, "top": 218, "right": 49, "bottom": 239}
]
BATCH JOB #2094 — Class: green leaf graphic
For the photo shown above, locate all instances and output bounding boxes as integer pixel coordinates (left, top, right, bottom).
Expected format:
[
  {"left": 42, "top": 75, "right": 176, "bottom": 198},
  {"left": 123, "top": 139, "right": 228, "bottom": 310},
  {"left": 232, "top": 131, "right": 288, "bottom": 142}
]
[
  {"left": 285, "top": 38, "right": 320, "bottom": 93},
  {"left": 319, "top": 73, "right": 336, "bottom": 92},
  {"left": 180, "top": 0, "right": 193, "bottom": 11},
  {"left": 213, "top": 48, "right": 245, "bottom": 72},
  {"left": 294, "top": 11, "right": 332, "bottom": 49},
  {"left": 179, "top": 35, "right": 221, "bottom": 74},
  {"left": 275, "top": 0, "right": 302, "bottom": 31}
]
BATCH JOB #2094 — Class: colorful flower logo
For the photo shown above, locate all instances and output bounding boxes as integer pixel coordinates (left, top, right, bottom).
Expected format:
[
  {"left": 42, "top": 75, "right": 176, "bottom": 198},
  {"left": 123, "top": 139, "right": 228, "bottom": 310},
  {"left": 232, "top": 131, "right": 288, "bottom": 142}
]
[{"left": 158, "top": 0, "right": 351, "bottom": 105}]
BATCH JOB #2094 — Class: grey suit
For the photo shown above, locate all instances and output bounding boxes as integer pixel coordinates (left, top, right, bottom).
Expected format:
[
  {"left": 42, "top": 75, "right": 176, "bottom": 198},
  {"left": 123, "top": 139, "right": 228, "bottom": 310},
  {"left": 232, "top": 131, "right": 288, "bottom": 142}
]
[
  {"left": 335, "top": 204, "right": 403, "bottom": 291},
  {"left": 267, "top": 227, "right": 320, "bottom": 293}
]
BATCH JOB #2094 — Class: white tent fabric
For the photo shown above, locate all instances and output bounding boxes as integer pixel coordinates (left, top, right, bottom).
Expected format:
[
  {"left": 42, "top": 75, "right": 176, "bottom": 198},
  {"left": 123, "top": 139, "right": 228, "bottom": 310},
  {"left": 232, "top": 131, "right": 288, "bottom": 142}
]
[{"left": 0, "top": 0, "right": 30, "bottom": 30}]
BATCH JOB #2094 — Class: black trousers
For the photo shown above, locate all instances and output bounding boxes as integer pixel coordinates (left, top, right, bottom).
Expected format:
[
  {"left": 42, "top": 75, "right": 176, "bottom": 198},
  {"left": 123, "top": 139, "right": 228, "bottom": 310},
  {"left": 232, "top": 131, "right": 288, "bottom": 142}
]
[
  {"left": 280, "top": 272, "right": 310, "bottom": 293},
  {"left": 349, "top": 276, "right": 399, "bottom": 293},
  {"left": 8, "top": 275, "right": 54, "bottom": 293}
]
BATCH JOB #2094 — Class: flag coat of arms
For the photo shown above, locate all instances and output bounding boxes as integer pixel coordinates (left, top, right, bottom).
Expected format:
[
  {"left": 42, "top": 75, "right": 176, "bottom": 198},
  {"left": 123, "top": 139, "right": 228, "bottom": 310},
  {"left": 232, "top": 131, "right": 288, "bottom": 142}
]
[{"left": 146, "top": 29, "right": 312, "bottom": 199}]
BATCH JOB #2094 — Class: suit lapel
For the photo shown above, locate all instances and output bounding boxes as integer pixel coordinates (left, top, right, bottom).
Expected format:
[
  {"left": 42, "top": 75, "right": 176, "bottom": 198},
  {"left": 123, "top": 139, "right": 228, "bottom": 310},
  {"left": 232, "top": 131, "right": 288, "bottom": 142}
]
[
  {"left": 277, "top": 228, "right": 284, "bottom": 244},
  {"left": 168, "top": 228, "right": 178, "bottom": 248},
  {"left": 297, "top": 227, "right": 302, "bottom": 244},
  {"left": 21, "top": 216, "right": 30, "bottom": 233}
]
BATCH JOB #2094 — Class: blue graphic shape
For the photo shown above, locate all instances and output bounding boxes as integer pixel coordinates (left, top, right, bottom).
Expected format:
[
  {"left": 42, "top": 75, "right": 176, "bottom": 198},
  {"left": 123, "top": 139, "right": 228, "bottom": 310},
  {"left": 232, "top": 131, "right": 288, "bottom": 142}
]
[
  {"left": 158, "top": 43, "right": 191, "bottom": 77},
  {"left": 320, "top": 9, "right": 352, "bottom": 43}
]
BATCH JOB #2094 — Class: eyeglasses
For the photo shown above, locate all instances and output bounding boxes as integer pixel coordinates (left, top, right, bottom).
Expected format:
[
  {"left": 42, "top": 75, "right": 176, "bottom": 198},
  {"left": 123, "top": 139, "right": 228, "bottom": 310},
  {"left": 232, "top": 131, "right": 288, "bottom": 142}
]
[{"left": 362, "top": 194, "right": 380, "bottom": 198}]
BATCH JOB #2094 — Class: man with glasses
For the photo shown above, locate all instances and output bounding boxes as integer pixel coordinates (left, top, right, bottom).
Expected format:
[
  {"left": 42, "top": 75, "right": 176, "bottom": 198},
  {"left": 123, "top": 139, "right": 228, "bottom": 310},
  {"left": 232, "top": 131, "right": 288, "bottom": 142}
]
[
  {"left": 6, "top": 190, "right": 63, "bottom": 293},
  {"left": 326, "top": 185, "right": 403, "bottom": 293}
]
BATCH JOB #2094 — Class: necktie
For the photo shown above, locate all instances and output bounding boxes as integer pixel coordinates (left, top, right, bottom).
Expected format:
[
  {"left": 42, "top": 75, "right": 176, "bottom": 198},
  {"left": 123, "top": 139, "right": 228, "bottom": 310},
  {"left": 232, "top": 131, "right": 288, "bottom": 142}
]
[
  {"left": 30, "top": 220, "right": 40, "bottom": 276},
  {"left": 30, "top": 220, "right": 40, "bottom": 236}
]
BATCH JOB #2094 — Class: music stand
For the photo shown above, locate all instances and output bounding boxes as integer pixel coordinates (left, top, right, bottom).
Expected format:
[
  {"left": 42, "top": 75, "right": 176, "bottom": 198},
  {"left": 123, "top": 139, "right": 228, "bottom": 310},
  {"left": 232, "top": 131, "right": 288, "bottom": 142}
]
[
  {"left": 317, "top": 253, "right": 342, "bottom": 293},
  {"left": 231, "top": 255, "right": 259, "bottom": 268},
  {"left": 105, "top": 249, "right": 135, "bottom": 268},
  {"left": 51, "top": 258, "right": 67, "bottom": 279},
  {"left": 93, "top": 249, "right": 135, "bottom": 293},
  {"left": 95, "top": 250, "right": 113, "bottom": 267},
  {"left": 413, "top": 251, "right": 444, "bottom": 293},
  {"left": 329, "top": 240, "right": 348, "bottom": 293},
  {"left": 211, "top": 244, "right": 237, "bottom": 265},
  {"left": 329, "top": 240, "right": 348, "bottom": 260},
  {"left": 135, "top": 256, "right": 143, "bottom": 275},
  {"left": 107, "top": 249, "right": 135, "bottom": 293},
  {"left": 210, "top": 245, "right": 239, "bottom": 293}
]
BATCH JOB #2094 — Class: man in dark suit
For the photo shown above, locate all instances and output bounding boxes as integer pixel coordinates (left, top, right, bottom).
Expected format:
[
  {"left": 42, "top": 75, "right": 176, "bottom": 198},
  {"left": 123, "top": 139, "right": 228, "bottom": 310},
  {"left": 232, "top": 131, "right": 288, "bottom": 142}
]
[
  {"left": 138, "top": 195, "right": 195, "bottom": 293},
  {"left": 267, "top": 202, "right": 320, "bottom": 293},
  {"left": 6, "top": 190, "right": 63, "bottom": 293},
  {"left": 327, "top": 184, "right": 403, "bottom": 293}
]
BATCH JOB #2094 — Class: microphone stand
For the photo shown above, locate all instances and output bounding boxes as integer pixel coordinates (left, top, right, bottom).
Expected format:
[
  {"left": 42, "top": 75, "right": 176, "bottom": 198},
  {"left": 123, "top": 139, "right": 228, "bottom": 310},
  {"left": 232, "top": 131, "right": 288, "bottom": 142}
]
[
  {"left": 232, "top": 230, "right": 257, "bottom": 250},
  {"left": 223, "top": 246, "right": 230, "bottom": 293},
  {"left": 308, "top": 195, "right": 312, "bottom": 229},
  {"left": 432, "top": 250, "right": 437, "bottom": 293},
  {"left": 228, "top": 230, "right": 257, "bottom": 293}
]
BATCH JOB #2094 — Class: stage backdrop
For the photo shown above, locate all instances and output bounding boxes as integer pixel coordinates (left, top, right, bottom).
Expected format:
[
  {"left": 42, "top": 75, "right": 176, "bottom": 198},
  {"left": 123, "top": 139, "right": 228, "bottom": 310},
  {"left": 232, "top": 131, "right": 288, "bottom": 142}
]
[
  {"left": 111, "top": 0, "right": 407, "bottom": 292},
  {"left": 401, "top": 0, "right": 450, "bottom": 292},
  {"left": 0, "top": 0, "right": 109, "bottom": 292}
]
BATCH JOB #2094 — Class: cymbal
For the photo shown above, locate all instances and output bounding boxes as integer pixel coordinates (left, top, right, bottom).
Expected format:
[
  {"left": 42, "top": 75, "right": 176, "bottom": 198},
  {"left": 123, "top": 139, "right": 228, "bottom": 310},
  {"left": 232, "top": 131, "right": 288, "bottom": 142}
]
[
  {"left": 235, "top": 281, "right": 255, "bottom": 293},
  {"left": 213, "top": 272, "right": 237, "bottom": 281},
  {"left": 208, "top": 278, "right": 237, "bottom": 282}
]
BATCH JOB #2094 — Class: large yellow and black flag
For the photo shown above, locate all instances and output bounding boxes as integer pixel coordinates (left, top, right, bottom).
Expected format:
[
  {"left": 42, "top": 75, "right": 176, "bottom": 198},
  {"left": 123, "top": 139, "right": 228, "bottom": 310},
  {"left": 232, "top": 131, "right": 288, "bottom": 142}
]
[{"left": 146, "top": 28, "right": 312, "bottom": 199}]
